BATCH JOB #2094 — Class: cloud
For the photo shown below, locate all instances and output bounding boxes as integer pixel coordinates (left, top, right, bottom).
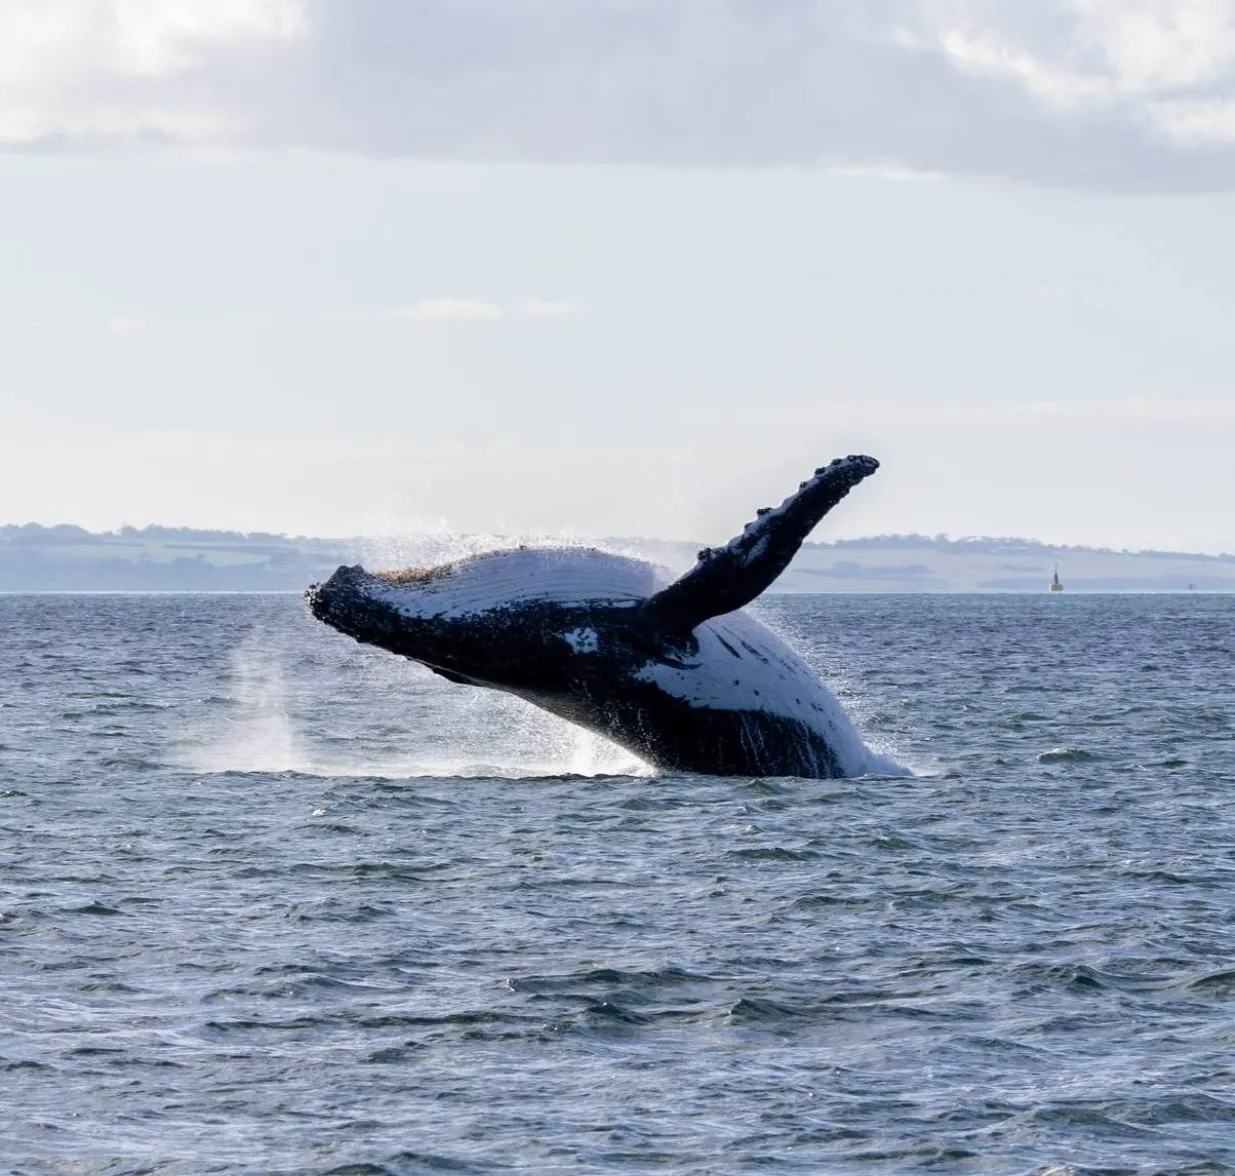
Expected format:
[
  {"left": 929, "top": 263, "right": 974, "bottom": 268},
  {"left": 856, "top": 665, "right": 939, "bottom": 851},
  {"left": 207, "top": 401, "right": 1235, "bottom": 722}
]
[
  {"left": 516, "top": 300, "right": 586, "bottom": 318},
  {"left": 1010, "top": 280, "right": 1077, "bottom": 301},
  {"left": 828, "top": 162, "right": 947, "bottom": 183},
  {"left": 0, "top": 0, "right": 304, "bottom": 144},
  {"left": 387, "top": 299, "right": 584, "bottom": 322},
  {"left": 389, "top": 299, "right": 504, "bottom": 322},
  {"left": 3, "top": 0, "right": 1235, "bottom": 189},
  {"left": 94, "top": 315, "right": 148, "bottom": 336},
  {"left": 913, "top": 391, "right": 1235, "bottom": 423},
  {"left": 919, "top": 0, "right": 1235, "bottom": 114},
  {"left": 1015, "top": 392, "right": 1235, "bottom": 421},
  {"left": 1148, "top": 97, "right": 1235, "bottom": 143}
]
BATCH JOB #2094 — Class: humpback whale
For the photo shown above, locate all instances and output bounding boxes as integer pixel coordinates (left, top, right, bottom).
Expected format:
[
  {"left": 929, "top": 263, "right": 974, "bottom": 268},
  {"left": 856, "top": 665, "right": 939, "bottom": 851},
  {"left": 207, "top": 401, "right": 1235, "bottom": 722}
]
[{"left": 307, "top": 455, "right": 897, "bottom": 779}]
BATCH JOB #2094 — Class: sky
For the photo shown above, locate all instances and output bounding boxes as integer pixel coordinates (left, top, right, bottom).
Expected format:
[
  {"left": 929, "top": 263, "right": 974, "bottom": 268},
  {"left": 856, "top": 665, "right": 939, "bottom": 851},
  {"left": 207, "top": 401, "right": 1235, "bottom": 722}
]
[{"left": 2, "top": 0, "right": 1234, "bottom": 552}]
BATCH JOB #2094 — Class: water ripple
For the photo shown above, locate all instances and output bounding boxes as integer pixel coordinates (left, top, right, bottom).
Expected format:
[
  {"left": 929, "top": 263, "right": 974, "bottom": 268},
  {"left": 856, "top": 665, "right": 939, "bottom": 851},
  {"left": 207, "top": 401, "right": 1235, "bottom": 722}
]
[{"left": 2, "top": 593, "right": 1235, "bottom": 1172}]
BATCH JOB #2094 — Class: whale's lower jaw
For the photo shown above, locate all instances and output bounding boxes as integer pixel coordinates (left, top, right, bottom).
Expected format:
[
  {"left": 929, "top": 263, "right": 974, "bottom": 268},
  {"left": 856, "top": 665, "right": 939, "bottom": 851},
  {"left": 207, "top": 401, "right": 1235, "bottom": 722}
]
[
  {"left": 519, "top": 684, "right": 844, "bottom": 779},
  {"left": 635, "top": 709, "right": 843, "bottom": 778}
]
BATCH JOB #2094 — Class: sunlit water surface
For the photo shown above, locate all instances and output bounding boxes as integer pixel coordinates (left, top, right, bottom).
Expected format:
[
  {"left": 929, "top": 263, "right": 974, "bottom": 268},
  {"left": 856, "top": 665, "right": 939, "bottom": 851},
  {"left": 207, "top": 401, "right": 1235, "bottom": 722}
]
[{"left": 2, "top": 593, "right": 1234, "bottom": 1175}]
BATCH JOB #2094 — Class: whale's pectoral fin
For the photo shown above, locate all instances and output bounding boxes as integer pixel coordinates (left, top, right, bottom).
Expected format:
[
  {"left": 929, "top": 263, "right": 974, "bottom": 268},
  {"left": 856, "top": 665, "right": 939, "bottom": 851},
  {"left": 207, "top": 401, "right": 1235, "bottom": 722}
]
[{"left": 641, "top": 454, "right": 879, "bottom": 632}]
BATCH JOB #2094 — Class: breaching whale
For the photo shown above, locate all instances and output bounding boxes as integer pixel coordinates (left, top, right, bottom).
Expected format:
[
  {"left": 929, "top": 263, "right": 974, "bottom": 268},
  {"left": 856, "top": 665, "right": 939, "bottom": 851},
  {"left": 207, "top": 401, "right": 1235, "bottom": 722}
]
[{"left": 307, "top": 455, "right": 896, "bottom": 779}]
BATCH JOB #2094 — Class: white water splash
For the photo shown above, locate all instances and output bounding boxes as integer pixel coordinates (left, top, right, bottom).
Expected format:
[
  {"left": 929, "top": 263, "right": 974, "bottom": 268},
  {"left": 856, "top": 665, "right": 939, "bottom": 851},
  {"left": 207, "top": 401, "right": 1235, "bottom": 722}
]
[
  {"left": 174, "top": 633, "right": 651, "bottom": 780},
  {"left": 175, "top": 639, "right": 305, "bottom": 774}
]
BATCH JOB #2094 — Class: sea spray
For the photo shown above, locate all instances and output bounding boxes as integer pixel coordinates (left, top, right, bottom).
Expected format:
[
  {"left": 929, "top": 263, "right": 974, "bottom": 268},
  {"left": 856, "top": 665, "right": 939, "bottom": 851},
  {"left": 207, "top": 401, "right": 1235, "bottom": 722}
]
[{"left": 177, "top": 628, "right": 651, "bottom": 779}]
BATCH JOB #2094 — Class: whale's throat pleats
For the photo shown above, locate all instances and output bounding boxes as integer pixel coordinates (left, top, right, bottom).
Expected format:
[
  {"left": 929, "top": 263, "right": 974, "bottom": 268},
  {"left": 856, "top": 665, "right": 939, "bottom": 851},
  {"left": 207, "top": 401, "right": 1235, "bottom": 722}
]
[{"left": 640, "top": 455, "right": 879, "bottom": 634}]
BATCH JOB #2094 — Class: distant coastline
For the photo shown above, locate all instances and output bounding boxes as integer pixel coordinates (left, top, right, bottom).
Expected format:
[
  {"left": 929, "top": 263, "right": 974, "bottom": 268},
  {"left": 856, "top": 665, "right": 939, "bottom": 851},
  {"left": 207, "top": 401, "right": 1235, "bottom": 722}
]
[{"left": 2, "top": 523, "right": 1234, "bottom": 593}]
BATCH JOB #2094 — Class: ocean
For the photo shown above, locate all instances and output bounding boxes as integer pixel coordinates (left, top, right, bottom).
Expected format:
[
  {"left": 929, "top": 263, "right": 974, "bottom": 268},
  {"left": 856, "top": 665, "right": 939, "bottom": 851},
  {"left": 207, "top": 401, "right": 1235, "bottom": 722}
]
[{"left": 2, "top": 592, "right": 1234, "bottom": 1174}]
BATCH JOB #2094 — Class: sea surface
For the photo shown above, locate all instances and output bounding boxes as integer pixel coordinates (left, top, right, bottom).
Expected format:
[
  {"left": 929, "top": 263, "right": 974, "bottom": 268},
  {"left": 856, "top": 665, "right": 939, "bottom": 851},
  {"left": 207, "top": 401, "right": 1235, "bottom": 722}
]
[{"left": 2, "top": 592, "right": 1234, "bottom": 1175}]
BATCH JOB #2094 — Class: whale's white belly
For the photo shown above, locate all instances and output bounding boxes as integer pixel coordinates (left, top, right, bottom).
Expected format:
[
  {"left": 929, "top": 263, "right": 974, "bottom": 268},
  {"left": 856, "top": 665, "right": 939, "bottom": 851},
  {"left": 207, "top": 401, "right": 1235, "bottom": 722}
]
[{"left": 633, "top": 609, "right": 893, "bottom": 778}]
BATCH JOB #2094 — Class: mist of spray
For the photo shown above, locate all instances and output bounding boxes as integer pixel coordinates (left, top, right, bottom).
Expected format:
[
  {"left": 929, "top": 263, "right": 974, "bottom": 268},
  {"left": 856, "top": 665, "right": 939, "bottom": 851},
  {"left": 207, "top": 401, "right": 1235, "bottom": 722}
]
[{"left": 176, "top": 629, "right": 651, "bottom": 780}]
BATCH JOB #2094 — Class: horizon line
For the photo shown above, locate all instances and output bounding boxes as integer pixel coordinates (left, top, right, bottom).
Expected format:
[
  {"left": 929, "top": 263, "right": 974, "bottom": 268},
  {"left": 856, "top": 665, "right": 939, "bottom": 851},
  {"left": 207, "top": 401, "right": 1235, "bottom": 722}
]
[{"left": 2, "top": 520, "right": 1233, "bottom": 562}]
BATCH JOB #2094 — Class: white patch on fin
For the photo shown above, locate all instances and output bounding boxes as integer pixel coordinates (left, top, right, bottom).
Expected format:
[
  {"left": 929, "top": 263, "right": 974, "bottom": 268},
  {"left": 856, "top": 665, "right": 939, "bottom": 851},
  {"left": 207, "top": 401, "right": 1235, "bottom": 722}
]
[{"left": 562, "top": 626, "right": 599, "bottom": 654}]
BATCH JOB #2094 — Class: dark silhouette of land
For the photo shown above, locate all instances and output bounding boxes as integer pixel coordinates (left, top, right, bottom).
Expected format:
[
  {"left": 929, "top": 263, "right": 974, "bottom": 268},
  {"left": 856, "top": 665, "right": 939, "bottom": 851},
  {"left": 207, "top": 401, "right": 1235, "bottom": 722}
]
[{"left": 2, "top": 523, "right": 1233, "bottom": 592}]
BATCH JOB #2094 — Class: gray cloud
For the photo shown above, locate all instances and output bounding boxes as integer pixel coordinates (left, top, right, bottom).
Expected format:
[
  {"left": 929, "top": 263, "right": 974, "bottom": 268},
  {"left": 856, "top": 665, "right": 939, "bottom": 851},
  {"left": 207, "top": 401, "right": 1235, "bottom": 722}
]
[{"left": 4, "top": 0, "right": 1235, "bottom": 190}]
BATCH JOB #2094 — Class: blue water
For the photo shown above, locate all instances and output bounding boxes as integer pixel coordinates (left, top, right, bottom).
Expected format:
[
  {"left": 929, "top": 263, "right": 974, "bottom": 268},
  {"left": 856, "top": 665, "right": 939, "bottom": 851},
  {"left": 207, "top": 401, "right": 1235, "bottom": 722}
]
[{"left": 2, "top": 593, "right": 1234, "bottom": 1174}]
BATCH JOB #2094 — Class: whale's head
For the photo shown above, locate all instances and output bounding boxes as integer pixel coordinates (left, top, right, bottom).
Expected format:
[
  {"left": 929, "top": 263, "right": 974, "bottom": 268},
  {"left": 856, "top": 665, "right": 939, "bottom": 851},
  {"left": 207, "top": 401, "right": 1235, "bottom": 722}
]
[{"left": 306, "top": 547, "right": 664, "bottom": 689}]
